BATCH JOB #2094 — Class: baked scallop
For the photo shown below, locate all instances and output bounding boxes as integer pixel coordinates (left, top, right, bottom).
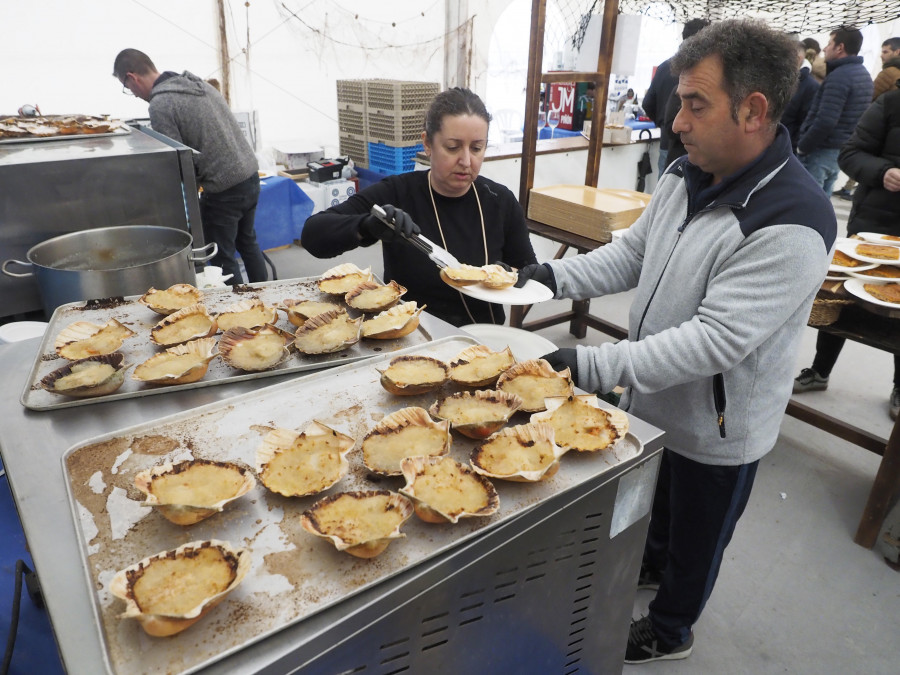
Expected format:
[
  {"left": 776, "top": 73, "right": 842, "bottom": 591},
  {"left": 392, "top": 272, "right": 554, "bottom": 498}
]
[
  {"left": 219, "top": 325, "right": 292, "bottom": 371},
  {"left": 440, "top": 264, "right": 488, "bottom": 287},
  {"left": 481, "top": 264, "right": 518, "bottom": 289},
  {"left": 293, "top": 309, "right": 362, "bottom": 354},
  {"left": 361, "top": 302, "right": 424, "bottom": 339},
  {"left": 399, "top": 455, "right": 499, "bottom": 524},
  {"left": 40, "top": 353, "right": 130, "bottom": 398},
  {"left": 317, "top": 263, "right": 374, "bottom": 295},
  {"left": 345, "top": 280, "right": 406, "bottom": 313},
  {"left": 530, "top": 395, "right": 630, "bottom": 453},
  {"left": 255, "top": 422, "right": 354, "bottom": 497},
  {"left": 138, "top": 284, "right": 203, "bottom": 315},
  {"left": 449, "top": 344, "right": 516, "bottom": 387},
  {"left": 109, "top": 539, "right": 251, "bottom": 637},
  {"left": 54, "top": 318, "right": 136, "bottom": 360},
  {"left": 215, "top": 298, "right": 279, "bottom": 332},
  {"left": 361, "top": 407, "right": 451, "bottom": 475},
  {"left": 377, "top": 354, "right": 449, "bottom": 395},
  {"left": 429, "top": 389, "right": 523, "bottom": 439},
  {"left": 299, "top": 490, "right": 414, "bottom": 558},
  {"left": 496, "top": 359, "right": 574, "bottom": 412},
  {"left": 149, "top": 304, "right": 217, "bottom": 347},
  {"left": 133, "top": 459, "right": 255, "bottom": 525},
  {"left": 470, "top": 423, "right": 565, "bottom": 482},
  {"left": 132, "top": 337, "right": 218, "bottom": 385},
  {"left": 280, "top": 298, "right": 341, "bottom": 327}
]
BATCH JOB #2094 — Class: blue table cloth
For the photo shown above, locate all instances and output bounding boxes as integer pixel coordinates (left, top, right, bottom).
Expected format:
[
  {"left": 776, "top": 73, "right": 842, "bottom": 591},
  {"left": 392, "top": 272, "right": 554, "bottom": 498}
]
[{"left": 255, "top": 175, "right": 315, "bottom": 250}]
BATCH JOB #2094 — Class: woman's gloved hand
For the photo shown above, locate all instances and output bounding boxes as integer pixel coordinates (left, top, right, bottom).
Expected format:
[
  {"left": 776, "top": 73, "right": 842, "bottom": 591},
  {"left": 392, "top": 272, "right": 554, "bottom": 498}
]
[
  {"left": 359, "top": 204, "right": 420, "bottom": 242},
  {"left": 514, "top": 262, "right": 556, "bottom": 293},
  {"left": 541, "top": 348, "right": 578, "bottom": 382}
]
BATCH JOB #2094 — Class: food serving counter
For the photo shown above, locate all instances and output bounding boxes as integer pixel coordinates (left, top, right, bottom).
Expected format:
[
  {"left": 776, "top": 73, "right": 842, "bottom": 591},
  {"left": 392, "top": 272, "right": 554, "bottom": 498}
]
[{"left": 0, "top": 313, "right": 664, "bottom": 674}]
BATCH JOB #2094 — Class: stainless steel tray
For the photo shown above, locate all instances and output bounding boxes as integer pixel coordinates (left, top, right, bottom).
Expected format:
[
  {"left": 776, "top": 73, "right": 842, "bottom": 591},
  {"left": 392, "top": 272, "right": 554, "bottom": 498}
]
[
  {"left": 22, "top": 276, "right": 433, "bottom": 411},
  {"left": 61, "top": 335, "right": 643, "bottom": 675},
  {"left": 0, "top": 121, "right": 131, "bottom": 144}
]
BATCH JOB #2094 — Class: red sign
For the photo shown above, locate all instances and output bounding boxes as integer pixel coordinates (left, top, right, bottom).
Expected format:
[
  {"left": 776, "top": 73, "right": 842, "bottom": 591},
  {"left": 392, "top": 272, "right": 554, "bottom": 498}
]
[{"left": 549, "top": 81, "right": 576, "bottom": 130}]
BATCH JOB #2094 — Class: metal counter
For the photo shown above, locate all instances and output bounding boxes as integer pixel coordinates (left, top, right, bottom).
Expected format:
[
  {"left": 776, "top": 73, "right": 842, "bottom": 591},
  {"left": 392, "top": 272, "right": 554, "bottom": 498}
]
[{"left": 0, "top": 314, "right": 664, "bottom": 674}]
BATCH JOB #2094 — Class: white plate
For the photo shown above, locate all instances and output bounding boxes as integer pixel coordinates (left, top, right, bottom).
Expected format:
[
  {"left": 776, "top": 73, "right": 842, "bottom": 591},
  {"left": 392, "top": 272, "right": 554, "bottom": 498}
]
[
  {"left": 450, "top": 278, "right": 555, "bottom": 305},
  {"left": 844, "top": 278, "right": 900, "bottom": 309},
  {"left": 855, "top": 232, "right": 900, "bottom": 246},
  {"left": 459, "top": 323, "right": 558, "bottom": 361},
  {"left": 824, "top": 273, "right": 851, "bottom": 281},
  {"left": 843, "top": 266, "right": 900, "bottom": 282},
  {"left": 836, "top": 239, "right": 900, "bottom": 266}
]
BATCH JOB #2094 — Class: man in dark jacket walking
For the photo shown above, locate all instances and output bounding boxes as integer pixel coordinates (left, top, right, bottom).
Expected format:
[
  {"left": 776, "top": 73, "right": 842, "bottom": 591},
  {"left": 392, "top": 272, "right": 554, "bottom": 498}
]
[{"left": 797, "top": 26, "right": 873, "bottom": 195}]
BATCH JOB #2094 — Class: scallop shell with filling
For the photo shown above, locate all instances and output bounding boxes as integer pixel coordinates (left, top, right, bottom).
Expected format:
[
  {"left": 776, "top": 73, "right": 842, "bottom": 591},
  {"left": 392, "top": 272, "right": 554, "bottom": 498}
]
[
  {"left": 133, "top": 459, "right": 255, "bottom": 525},
  {"left": 293, "top": 309, "right": 362, "bottom": 354},
  {"left": 40, "top": 353, "right": 130, "bottom": 398},
  {"left": 219, "top": 325, "right": 292, "bottom": 371},
  {"left": 138, "top": 284, "right": 203, "bottom": 315},
  {"left": 300, "top": 490, "right": 414, "bottom": 558},
  {"left": 440, "top": 264, "right": 488, "bottom": 287},
  {"left": 429, "top": 389, "right": 523, "bottom": 439},
  {"left": 255, "top": 422, "right": 354, "bottom": 497},
  {"left": 496, "top": 358, "right": 574, "bottom": 412},
  {"left": 362, "top": 407, "right": 451, "bottom": 475},
  {"left": 216, "top": 298, "right": 279, "bottom": 332},
  {"left": 470, "top": 423, "right": 566, "bottom": 482},
  {"left": 149, "top": 303, "right": 217, "bottom": 346},
  {"left": 481, "top": 264, "right": 518, "bottom": 289},
  {"left": 280, "top": 298, "right": 341, "bottom": 327},
  {"left": 449, "top": 344, "right": 516, "bottom": 387},
  {"left": 54, "top": 319, "right": 136, "bottom": 360},
  {"left": 345, "top": 280, "right": 407, "bottom": 313},
  {"left": 530, "top": 395, "right": 630, "bottom": 452},
  {"left": 317, "top": 263, "right": 374, "bottom": 295},
  {"left": 399, "top": 455, "right": 499, "bottom": 524},
  {"left": 109, "top": 539, "right": 251, "bottom": 637},
  {"left": 133, "top": 337, "right": 218, "bottom": 385},
  {"left": 361, "top": 302, "right": 424, "bottom": 339},
  {"left": 378, "top": 354, "right": 449, "bottom": 395}
]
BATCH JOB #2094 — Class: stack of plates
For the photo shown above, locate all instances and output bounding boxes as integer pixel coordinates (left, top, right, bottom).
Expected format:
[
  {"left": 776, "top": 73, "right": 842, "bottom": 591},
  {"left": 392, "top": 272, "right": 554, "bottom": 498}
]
[{"left": 836, "top": 234, "right": 900, "bottom": 309}]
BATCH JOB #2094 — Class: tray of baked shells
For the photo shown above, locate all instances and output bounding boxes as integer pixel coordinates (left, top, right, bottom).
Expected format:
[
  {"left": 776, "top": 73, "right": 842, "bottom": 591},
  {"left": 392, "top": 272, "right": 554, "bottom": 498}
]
[
  {"left": 61, "top": 335, "right": 642, "bottom": 675},
  {"left": 21, "top": 263, "right": 433, "bottom": 411}
]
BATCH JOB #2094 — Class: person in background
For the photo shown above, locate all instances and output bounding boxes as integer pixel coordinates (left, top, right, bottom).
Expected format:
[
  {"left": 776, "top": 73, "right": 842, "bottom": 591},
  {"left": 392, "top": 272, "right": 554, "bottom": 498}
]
[
  {"left": 834, "top": 36, "right": 900, "bottom": 199},
  {"left": 796, "top": 26, "right": 873, "bottom": 196},
  {"left": 301, "top": 87, "right": 536, "bottom": 327},
  {"left": 112, "top": 48, "right": 267, "bottom": 285},
  {"left": 793, "top": 82, "right": 900, "bottom": 420},
  {"left": 515, "top": 19, "right": 835, "bottom": 663},
  {"left": 782, "top": 41, "right": 820, "bottom": 153},
  {"left": 641, "top": 18, "right": 711, "bottom": 175},
  {"left": 802, "top": 37, "right": 827, "bottom": 84}
]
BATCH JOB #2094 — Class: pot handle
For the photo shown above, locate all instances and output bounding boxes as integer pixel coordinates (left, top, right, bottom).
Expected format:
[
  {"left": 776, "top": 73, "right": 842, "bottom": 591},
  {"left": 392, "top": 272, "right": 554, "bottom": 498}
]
[
  {"left": 1, "top": 259, "right": 34, "bottom": 279},
  {"left": 189, "top": 242, "right": 218, "bottom": 263}
]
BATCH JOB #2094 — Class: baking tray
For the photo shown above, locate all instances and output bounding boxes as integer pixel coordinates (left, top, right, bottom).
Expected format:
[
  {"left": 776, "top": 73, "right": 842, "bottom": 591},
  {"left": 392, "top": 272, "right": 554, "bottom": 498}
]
[
  {"left": 22, "top": 276, "right": 433, "bottom": 411},
  {"left": 61, "top": 335, "right": 643, "bottom": 675},
  {"left": 0, "top": 121, "right": 131, "bottom": 144}
]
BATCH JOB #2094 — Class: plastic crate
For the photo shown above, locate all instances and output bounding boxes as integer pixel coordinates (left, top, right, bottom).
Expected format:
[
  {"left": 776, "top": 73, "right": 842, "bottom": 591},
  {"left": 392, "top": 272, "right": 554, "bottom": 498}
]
[
  {"left": 339, "top": 133, "right": 368, "bottom": 169},
  {"left": 337, "top": 108, "right": 366, "bottom": 137},
  {"left": 367, "top": 142, "right": 423, "bottom": 175},
  {"left": 336, "top": 79, "right": 367, "bottom": 107},
  {"left": 367, "top": 108, "right": 427, "bottom": 146},
  {"left": 365, "top": 79, "right": 440, "bottom": 111}
]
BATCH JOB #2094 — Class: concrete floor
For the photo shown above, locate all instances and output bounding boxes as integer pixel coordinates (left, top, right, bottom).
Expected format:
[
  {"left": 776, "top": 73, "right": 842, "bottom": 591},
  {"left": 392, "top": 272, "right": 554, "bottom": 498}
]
[{"left": 263, "top": 193, "right": 899, "bottom": 674}]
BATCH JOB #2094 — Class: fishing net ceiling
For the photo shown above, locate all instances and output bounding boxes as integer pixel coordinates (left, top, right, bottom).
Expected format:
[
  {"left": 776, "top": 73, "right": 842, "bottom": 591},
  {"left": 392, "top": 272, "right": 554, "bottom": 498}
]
[{"left": 615, "top": 1, "right": 900, "bottom": 34}]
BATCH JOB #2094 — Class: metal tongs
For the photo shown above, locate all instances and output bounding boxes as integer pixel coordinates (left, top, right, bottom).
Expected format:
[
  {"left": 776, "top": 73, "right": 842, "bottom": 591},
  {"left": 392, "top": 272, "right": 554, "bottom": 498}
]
[{"left": 370, "top": 204, "right": 460, "bottom": 270}]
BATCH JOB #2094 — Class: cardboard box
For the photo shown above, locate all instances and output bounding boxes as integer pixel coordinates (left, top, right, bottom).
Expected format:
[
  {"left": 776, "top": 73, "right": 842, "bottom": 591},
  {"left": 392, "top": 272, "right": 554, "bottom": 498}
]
[
  {"left": 273, "top": 144, "right": 323, "bottom": 170},
  {"left": 603, "top": 126, "right": 632, "bottom": 144},
  {"left": 319, "top": 179, "right": 357, "bottom": 207},
  {"left": 527, "top": 185, "right": 651, "bottom": 243}
]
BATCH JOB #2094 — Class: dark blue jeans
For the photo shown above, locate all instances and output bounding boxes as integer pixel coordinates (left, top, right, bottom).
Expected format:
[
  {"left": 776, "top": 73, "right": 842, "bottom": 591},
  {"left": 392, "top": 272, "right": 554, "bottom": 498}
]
[
  {"left": 644, "top": 448, "right": 759, "bottom": 647},
  {"left": 199, "top": 174, "right": 268, "bottom": 284}
]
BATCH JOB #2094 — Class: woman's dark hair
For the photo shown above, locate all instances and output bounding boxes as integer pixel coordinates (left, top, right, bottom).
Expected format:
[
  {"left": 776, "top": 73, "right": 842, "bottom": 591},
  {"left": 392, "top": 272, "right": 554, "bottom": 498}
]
[
  {"left": 424, "top": 88, "right": 492, "bottom": 141},
  {"left": 801, "top": 37, "right": 820, "bottom": 54}
]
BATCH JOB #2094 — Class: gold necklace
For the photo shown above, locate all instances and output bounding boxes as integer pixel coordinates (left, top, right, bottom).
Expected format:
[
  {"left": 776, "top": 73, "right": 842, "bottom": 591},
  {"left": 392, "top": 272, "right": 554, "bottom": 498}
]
[{"left": 427, "top": 170, "right": 495, "bottom": 324}]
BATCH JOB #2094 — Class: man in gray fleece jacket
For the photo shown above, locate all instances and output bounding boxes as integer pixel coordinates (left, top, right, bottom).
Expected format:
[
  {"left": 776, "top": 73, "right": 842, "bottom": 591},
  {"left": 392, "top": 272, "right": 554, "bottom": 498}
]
[
  {"left": 518, "top": 20, "right": 835, "bottom": 664},
  {"left": 113, "top": 49, "right": 267, "bottom": 284}
]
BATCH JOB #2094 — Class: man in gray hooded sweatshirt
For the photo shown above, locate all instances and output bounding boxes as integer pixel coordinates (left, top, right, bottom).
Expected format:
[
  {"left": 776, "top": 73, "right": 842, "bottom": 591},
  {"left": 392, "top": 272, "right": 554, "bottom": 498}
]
[{"left": 113, "top": 49, "right": 267, "bottom": 284}]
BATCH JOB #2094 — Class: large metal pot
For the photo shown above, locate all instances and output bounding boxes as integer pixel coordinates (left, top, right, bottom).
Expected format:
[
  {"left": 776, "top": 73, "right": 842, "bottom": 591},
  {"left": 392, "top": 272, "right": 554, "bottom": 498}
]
[{"left": 2, "top": 225, "right": 216, "bottom": 315}]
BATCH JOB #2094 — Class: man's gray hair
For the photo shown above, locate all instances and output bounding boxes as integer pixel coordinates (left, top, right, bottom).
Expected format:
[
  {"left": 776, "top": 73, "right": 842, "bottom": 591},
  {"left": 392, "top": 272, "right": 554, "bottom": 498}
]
[{"left": 671, "top": 19, "right": 798, "bottom": 125}]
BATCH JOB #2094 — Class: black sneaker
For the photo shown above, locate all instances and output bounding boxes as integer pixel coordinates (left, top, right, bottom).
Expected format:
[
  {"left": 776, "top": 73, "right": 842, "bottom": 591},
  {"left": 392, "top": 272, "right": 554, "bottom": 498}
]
[
  {"left": 832, "top": 188, "right": 854, "bottom": 200},
  {"left": 637, "top": 562, "right": 662, "bottom": 591},
  {"left": 793, "top": 368, "right": 828, "bottom": 393},
  {"left": 624, "top": 616, "right": 693, "bottom": 664},
  {"left": 890, "top": 387, "right": 899, "bottom": 421}
]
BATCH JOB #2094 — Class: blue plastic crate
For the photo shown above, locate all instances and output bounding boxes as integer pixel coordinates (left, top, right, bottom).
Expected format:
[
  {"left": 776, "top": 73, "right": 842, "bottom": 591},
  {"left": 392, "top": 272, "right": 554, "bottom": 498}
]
[{"left": 367, "top": 142, "right": 423, "bottom": 175}]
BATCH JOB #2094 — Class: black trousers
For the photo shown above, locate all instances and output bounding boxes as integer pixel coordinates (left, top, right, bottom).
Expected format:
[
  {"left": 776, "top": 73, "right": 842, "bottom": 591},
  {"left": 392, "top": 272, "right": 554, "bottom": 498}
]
[
  {"left": 812, "top": 331, "right": 900, "bottom": 386},
  {"left": 644, "top": 448, "right": 759, "bottom": 647}
]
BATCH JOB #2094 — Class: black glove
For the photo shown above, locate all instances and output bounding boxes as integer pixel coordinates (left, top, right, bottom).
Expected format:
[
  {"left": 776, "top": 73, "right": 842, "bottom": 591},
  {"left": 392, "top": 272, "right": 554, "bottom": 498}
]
[
  {"left": 514, "top": 262, "right": 556, "bottom": 293},
  {"left": 360, "top": 204, "right": 421, "bottom": 242},
  {"left": 541, "top": 348, "right": 578, "bottom": 382},
  {"left": 491, "top": 261, "right": 513, "bottom": 272}
]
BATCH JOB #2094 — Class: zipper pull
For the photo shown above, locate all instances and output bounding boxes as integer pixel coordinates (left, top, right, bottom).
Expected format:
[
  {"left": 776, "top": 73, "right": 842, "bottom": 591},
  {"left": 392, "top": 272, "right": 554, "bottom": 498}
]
[
  {"left": 713, "top": 373, "right": 727, "bottom": 439},
  {"left": 717, "top": 413, "right": 726, "bottom": 438}
]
